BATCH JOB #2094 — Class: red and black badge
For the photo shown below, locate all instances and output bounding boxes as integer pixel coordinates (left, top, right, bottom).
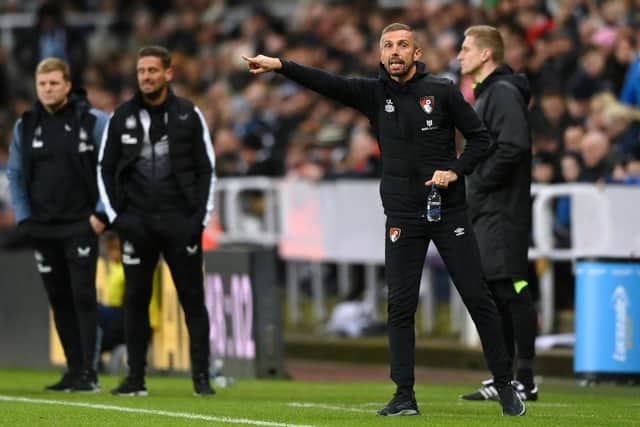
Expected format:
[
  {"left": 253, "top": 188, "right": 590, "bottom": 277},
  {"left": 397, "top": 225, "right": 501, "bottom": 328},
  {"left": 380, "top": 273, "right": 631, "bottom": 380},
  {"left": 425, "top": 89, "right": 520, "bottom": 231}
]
[
  {"left": 389, "top": 227, "right": 401, "bottom": 243},
  {"left": 419, "top": 96, "right": 435, "bottom": 114}
]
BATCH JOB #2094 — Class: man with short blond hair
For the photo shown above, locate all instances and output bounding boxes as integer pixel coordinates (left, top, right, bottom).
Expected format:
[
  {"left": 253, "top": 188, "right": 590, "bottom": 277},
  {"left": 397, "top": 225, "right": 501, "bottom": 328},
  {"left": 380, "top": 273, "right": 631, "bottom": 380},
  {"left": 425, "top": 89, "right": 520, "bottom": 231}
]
[
  {"left": 458, "top": 25, "right": 538, "bottom": 402},
  {"left": 8, "top": 57, "right": 109, "bottom": 392},
  {"left": 35, "top": 57, "right": 72, "bottom": 81},
  {"left": 462, "top": 25, "right": 505, "bottom": 63}
]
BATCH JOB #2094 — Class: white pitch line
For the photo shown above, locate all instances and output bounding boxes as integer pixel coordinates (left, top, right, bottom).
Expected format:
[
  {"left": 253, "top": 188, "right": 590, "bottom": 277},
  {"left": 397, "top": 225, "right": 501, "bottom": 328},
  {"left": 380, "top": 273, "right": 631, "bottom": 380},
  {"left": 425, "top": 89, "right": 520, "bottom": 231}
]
[
  {"left": 0, "top": 395, "right": 315, "bottom": 427},
  {"left": 287, "top": 402, "right": 372, "bottom": 413}
]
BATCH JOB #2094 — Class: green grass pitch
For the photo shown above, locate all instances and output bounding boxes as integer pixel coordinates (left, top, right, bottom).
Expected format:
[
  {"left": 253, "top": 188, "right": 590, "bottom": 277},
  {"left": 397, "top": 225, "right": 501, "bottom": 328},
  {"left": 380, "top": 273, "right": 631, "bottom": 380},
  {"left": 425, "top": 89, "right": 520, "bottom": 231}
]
[{"left": 0, "top": 369, "right": 638, "bottom": 426}]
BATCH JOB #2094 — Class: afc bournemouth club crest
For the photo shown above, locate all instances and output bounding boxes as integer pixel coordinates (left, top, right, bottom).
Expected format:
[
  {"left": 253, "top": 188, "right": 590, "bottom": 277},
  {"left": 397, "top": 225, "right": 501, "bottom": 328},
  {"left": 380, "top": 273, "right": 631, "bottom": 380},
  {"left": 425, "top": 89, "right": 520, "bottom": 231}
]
[
  {"left": 420, "top": 96, "right": 435, "bottom": 114},
  {"left": 389, "top": 227, "right": 401, "bottom": 243}
]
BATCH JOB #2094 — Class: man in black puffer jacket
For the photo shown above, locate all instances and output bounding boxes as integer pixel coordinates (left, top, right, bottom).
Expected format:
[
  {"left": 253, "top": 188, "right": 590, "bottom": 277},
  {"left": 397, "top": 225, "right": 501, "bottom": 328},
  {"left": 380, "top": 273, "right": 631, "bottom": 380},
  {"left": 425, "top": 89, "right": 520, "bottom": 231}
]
[
  {"left": 8, "top": 58, "right": 108, "bottom": 392},
  {"left": 98, "top": 46, "right": 216, "bottom": 397},
  {"left": 243, "top": 23, "right": 525, "bottom": 417},
  {"left": 458, "top": 25, "right": 538, "bottom": 402}
]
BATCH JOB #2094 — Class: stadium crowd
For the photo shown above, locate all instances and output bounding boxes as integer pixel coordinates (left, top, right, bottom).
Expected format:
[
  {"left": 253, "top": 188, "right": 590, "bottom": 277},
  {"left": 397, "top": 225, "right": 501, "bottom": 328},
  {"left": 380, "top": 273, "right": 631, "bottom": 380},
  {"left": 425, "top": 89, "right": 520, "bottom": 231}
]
[{"left": 0, "top": 0, "right": 639, "bottom": 281}]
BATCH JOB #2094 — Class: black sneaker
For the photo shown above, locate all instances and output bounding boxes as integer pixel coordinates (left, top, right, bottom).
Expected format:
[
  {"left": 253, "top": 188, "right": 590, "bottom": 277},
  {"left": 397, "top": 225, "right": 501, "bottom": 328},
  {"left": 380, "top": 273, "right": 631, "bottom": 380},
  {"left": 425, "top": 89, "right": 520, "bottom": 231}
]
[
  {"left": 460, "top": 378, "right": 499, "bottom": 401},
  {"left": 193, "top": 373, "right": 215, "bottom": 396},
  {"left": 45, "top": 372, "right": 77, "bottom": 392},
  {"left": 498, "top": 383, "right": 526, "bottom": 416},
  {"left": 377, "top": 391, "right": 420, "bottom": 416},
  {"left": 512, "top": 380, "right": 538, "bottom": 401},
  {"left": 72, "top": 371, "right": 101, "bottom": 393},
  {"left": 111, "top": 377, "right": 148, "bottom": 396}
]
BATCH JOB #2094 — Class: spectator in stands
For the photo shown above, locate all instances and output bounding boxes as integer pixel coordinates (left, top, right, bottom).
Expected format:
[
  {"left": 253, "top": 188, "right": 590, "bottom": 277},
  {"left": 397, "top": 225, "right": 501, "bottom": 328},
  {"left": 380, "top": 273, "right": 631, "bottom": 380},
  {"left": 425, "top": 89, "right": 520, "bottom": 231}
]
[
  {"left": 580, "top": 130, "right": 616, "bottom": 182},
  {"left": 610, "top": 155, "right": 640, "bottom": 184},
  {"left": 7, "top": 57, "right": 108, "bottom": 392},
  {"left": 98, "top": 46, "right": 216, "bottom": 397},
  {"left": 588, "top": 92, "right": 640, "bottom": 158},
  {"left": 532, "top": 128, "right": 561, "bottom": 156},
  {"left": 459, "top": 25, "right": 539, "bottom": 403},
  {"left": 619, "top": 38, "right": 640, "bottom": 107},
  {"left": 243, "top": 22, "right": 525, "bottom": 417},
  {"left": 563, "top": 125, "right": 586, "bottom": 153},
  {"left": 555, "top": 152, "right": 584, "bottom": 247},
  {"left": 532, "top": 152, "right": 558, "bottom": 184},
  {"left": 567, "top": 46, "right": 609, "bottom": 116},
  {"left": 529, "top": 90, "right": 572, "bottom": 149},
  {"left": 12, "top": 3, "right": 88, "bottom": 92},
  {"left": 603, "top": 34, "right": 635, "bottom": 95},
  {"left": 212, "top": 127, "right": 242, "bottom": 177},
  {"left": 329, "top": 130, "right": 381, "bottom": 179},
  {"left": 308, "top": 123, "right": 347, "bottom": 178},
  {"left": 622, "top": 156, "right": 640, "bottom": 184}
]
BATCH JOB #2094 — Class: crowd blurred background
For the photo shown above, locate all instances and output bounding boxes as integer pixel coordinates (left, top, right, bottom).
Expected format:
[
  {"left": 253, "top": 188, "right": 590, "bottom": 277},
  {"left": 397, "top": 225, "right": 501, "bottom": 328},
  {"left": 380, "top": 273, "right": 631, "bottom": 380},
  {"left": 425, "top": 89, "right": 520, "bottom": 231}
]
[{"left": 0, "top": 0, "right": 639, "bottom": 308}]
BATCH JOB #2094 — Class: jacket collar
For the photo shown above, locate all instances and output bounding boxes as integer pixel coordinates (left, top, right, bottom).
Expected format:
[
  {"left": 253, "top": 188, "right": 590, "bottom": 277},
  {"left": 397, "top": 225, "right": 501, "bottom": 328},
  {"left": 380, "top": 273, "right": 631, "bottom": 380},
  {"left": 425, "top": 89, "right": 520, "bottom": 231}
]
[
  {"left": 473, "top": 64, "right": 513, "bottom": 98},
  {"left": 132, "top": 86, "right": 175, "bottom": 109},
  {"left": 33, "top": 90, "right": 85, "bottom": 117},
  {"left": 379, "top": 61, "right": 428, "bottom": 91}
]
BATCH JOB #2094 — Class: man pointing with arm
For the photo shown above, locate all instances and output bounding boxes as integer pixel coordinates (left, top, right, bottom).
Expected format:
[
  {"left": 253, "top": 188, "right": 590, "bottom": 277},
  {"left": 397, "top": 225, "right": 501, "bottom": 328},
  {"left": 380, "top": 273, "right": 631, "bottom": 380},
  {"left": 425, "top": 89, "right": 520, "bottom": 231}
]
[{"left": 243, "top": 23, "right": 525, "bottom": 417}]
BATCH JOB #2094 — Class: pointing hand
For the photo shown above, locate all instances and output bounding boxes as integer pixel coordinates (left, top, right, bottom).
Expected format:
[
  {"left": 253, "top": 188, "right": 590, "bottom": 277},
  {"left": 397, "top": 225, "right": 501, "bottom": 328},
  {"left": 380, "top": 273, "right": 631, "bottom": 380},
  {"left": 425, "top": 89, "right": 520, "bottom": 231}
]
[{"left": 242, "top": 55, "right": 282, "bottom": 74}]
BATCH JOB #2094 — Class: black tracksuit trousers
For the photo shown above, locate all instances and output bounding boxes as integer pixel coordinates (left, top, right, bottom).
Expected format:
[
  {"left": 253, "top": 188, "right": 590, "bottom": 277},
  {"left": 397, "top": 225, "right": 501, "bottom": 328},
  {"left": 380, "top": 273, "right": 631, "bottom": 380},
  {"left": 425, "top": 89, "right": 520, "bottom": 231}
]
[
  {"left": 118, "top": 212, "right": 209, "bottom": 380},
  {"left": 488, "top": 278, "right": 537, "bottom": 386},
  {"left": 32, "top": 229, "right": 99, "bottom": 375},
  {"left": 385, "top": 209, "right": 513, "bottom": 389}
]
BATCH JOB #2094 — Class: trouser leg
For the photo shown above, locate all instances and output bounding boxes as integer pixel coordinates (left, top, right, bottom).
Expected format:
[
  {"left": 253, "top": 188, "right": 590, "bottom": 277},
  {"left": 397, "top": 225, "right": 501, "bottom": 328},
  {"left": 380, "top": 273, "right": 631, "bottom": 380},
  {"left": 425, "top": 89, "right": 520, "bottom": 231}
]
[
  {"left": 161, "top": 224, "right": 210, "bottom": 376},
  {"left": 64, "top": 230, "right": 99, "bottom": 373},
  {"left": 488, "top": 279, "right": 516, "bottom": 361},
  {"left": 119, "top": 230, "right": 158, "bottom": 379},
  {"left": 385, "top": 219, "right": 429, "bottom": 389},
  {"left": 432, "top": 210, "right": 512, "bottom": 385},
  {"left": 33, "top": 238, "right": 83, "bottom": 373},
  {"left": 491, "top": 278, "right": 537, "bottom": 386}
]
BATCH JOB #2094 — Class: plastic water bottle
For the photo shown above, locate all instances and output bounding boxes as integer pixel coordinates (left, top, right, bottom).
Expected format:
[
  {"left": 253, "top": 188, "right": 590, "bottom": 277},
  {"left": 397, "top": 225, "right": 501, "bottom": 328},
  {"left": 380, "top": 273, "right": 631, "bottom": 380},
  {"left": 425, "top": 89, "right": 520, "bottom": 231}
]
[{"left": 426, "top": 183, "right": 441, "bottom": 222}]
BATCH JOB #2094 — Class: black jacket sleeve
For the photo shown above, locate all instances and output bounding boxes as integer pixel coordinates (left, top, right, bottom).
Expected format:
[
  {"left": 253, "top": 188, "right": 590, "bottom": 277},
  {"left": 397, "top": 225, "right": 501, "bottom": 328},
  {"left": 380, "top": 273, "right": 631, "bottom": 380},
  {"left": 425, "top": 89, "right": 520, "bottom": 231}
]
[
  {"left": 97, "top": 113, "right": 120, "bottom": 224},
  {"left": 446, "top": 84, "right": 490, "bottom": 177},
  {"left": 192, "top": 106, "right": 216, "bottom": 228},
  {"left": 476, "top": 83, "right": 530, "bottom": 190},
  {"left": 278, "top": 60, "right": 377, "bottom": 115}
]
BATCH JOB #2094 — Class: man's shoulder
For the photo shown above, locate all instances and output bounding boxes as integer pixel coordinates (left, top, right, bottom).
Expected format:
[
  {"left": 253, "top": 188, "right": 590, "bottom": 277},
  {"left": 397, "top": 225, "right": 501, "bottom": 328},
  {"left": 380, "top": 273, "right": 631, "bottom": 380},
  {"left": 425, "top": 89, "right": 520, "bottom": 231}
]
[
  {"left": 423, "top": 74, "right": 455, "bottom": 86},
  {"left": 419, "top": 75, "right": 457, "bottom": 96},
  {"left": 170, "top": 94, "right": 196, "bottom": 111},
  {"left": 15, "top": 109, "right": 36, "bottom": 131},
  {"left": 18, "top": 108, "right": 35, "bottom": 122},
  {"left": 111, "top": 100, "right": 138, "bottom": 120},
  {"left": 481, "top": 80, "right": 523, "bottom": 106}
]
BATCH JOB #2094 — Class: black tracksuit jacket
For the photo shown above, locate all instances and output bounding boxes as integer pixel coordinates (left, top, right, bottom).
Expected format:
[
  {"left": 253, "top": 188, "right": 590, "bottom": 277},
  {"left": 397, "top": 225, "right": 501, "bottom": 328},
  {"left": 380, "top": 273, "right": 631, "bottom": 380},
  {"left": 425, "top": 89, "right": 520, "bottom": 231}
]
[
  {"left": 278, "top": 60, "right": 490, "bottom": 218},
  {"left": 466, "top": 65, "right": 532, "bottom": 281},
  {"left": 97, "top": 90, "right": 216, "bottom": 232}
]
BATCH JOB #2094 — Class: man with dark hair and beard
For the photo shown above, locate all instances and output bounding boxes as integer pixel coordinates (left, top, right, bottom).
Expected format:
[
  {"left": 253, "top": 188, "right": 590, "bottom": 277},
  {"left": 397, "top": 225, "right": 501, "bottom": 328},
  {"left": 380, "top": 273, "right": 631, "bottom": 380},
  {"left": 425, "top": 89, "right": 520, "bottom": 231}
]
[
  {"left": 98, "top": 46, "right": 217, "bottom": 396},
  {"left": 243, "top": 23, "right": 525, "bottom": 417},
  {"left": 458, "top": 25, "right": 539, "bottom": 402}
]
